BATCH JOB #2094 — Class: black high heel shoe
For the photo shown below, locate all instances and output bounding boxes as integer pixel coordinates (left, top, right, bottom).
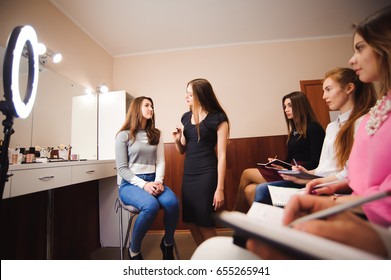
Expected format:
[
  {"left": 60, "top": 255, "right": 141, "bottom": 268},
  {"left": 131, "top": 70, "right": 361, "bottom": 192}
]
[{"left": 160, "top": 237, "right": 174, "bottom": 260}]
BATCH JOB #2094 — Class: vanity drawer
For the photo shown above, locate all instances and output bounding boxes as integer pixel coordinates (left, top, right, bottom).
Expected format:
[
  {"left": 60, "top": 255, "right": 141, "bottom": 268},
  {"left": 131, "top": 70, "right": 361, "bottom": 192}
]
[
  {"left": 10, "top": 167, "right": 72, "bottom": 197},
  {"left": 104, "top": 162, "right": 117, "bottom": 177},
  {"left": 72, "top": 164, "right": 106, "bottom": 184}
]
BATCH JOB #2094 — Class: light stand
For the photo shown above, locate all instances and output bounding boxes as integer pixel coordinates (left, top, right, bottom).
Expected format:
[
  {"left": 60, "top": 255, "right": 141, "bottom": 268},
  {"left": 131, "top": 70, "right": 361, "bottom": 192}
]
[{"left": 0, "top": 25, "right": 39, "bottom": 205}]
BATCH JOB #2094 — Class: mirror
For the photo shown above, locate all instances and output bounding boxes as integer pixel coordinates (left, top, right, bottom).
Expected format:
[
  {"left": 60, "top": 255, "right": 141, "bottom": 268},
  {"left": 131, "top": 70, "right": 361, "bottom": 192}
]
[{"left": 0, "top": 45, "right": 98, "bottom": 160}]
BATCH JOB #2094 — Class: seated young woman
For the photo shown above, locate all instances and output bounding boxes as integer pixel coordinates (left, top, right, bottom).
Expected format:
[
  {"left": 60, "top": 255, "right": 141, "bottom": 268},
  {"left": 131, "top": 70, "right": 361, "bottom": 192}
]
[{"left": 233, "top": 91, "right": 325, "bottom": 212}]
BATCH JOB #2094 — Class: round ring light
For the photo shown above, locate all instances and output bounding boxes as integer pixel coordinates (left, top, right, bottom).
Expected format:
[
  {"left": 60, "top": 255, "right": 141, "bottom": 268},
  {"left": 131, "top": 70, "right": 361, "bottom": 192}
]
[{"left": 3, "top": 25, "right": 39, "bottom": 119}]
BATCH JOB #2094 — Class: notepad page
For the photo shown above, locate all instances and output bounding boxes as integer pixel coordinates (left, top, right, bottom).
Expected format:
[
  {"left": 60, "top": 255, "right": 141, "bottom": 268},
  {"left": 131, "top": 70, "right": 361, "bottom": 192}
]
[
  {"left": 267, "top": 185, "right": 305, "bottom": 207},
  {"left": 246, "top": 202, "right": 284, "bottom": 225}
]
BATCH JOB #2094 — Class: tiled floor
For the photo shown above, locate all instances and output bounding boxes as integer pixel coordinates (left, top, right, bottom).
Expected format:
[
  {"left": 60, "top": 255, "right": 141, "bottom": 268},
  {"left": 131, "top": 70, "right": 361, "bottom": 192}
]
[{"left": 91, "top": 229, "right": 233, "bottom": 260}]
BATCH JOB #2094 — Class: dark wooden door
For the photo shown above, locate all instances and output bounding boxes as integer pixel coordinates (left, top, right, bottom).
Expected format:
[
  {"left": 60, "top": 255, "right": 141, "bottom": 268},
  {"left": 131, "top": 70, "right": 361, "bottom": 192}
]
[{"left": 300, "top": 79, "right": 330, "bottom": 130}]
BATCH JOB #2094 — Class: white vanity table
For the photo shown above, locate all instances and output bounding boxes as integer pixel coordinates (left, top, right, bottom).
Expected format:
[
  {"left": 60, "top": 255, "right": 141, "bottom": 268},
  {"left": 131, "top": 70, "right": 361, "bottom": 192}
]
[
  {"left": 4, "top": 160, "right": 116, "bottom": 199},
  {"left": 3, "top": 160, "right": 117, "bottom": 259}
]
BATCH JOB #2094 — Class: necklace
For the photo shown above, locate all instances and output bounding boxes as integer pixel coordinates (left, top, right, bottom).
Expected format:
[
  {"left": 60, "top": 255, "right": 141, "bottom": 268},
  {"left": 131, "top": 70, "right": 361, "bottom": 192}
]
[{"left": 366, "top": 96, "right": 391, "bottom": 136}]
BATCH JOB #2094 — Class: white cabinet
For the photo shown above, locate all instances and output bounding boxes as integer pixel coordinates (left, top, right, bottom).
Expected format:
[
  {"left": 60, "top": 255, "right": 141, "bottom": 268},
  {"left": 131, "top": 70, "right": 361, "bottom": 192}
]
[
  {"left": 98, "top": 90, "right": 133, "bottom": 160},
  {"left": 71, "top": 95, "right": 98, "bottom": 160},
  {"left": 71, "top": 90, "right": 132, "bottom": 161},
  {"left": 5, "top": 160, "right": 116, "bottom": 198}
]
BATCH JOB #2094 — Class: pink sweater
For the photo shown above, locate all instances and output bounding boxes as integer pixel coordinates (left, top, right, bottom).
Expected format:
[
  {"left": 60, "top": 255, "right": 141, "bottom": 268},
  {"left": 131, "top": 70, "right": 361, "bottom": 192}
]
[{"left": 348, "top": 91, "right": 391, "bottom": 227}]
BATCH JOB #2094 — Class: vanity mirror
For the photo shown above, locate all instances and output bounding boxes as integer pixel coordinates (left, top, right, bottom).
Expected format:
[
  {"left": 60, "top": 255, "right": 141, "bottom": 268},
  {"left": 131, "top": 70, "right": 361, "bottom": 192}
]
[{"left": 0, "top": 45, "right": 98, "bottom": 160}]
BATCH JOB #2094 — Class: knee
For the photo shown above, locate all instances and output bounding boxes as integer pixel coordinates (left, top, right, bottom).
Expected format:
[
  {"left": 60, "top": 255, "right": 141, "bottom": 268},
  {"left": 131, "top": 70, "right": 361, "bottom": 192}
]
[
  {"left": 164, "top": 196, "right": 180, "bottom": 212},
  {"left": 244, "top": 184, "right": 255, "bottom": 195},
  {"left": 142, "top": 199, "right": 160, "bottom": 216},
  {"left": 240, "top": 168, "right": 252, "bottom": 180},
  {"left": 254, "top": 183, "right": 270, "bottom": 203}
]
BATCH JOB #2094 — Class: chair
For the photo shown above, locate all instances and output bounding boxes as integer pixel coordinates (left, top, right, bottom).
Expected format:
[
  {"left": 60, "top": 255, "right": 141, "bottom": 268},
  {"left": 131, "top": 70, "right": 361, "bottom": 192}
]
[{"left": 115, "top": 197, "right": 180, "bottom": 260}]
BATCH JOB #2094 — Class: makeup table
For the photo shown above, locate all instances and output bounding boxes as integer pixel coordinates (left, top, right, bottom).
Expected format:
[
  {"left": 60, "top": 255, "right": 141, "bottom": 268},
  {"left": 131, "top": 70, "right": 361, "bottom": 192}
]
[{"left": 3, "top": 160, "right": 116, "bottom": 259}]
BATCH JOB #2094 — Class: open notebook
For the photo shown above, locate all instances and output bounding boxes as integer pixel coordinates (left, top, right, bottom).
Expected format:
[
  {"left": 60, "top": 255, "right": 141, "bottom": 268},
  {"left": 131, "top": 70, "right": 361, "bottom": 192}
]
[
  {"left": 215, "top": 203, "right": 380, "bottom": 260},
  {"left": 277, "top": 169, "right": 322, "bottom": 179},
  {"left": 267, "top": 185, "right": 305, "bottom": 207}
]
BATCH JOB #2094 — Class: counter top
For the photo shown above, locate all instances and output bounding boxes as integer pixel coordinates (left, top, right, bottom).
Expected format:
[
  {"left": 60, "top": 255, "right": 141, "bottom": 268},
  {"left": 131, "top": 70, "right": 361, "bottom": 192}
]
[{"left": 8, "top": 159, "right": 115, "bottom": 171}]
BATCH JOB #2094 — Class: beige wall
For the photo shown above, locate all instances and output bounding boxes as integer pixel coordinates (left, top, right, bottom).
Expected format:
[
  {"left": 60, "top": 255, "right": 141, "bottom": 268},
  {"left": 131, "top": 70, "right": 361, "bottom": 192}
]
[
  {"left": 0, "top": 0, "right": 113, "bottom": 91},
  {"left": 113, "top": 37, "right": 353, "bottom": 141},
  {"left": 1, "top": 0, "right": 355, "bottom": 143}
]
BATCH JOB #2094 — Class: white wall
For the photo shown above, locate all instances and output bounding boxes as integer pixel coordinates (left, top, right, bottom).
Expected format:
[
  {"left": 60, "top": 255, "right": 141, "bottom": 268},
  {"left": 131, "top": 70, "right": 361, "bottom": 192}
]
[{"left": 113, "top": 36, "right": 353, "bottom": 142}]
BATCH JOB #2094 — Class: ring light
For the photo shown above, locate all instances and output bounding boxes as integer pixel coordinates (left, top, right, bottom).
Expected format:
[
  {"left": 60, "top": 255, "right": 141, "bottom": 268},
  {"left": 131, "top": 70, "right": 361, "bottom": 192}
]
[{"left": 3, "top": 25, "right": 39, "bottom": 118}]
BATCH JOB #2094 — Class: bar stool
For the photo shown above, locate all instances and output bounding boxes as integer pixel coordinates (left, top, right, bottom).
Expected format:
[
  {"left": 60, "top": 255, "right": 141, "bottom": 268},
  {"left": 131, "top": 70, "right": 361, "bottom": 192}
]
[{"left": 115, "top": 197, "right": 180, "bottom": 260}]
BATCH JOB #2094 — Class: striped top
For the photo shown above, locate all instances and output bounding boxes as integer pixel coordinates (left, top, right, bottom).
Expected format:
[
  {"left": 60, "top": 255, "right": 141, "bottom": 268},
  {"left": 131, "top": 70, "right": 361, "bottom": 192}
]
[{"left": 115, "top": 130, "right": 165, "bottom": 188}]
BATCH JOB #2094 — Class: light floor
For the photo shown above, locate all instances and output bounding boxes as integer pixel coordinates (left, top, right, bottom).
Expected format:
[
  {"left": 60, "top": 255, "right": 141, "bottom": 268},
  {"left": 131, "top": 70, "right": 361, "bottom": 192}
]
[{"left": 91, "top": 229, "right": 233, "bottom": 260}]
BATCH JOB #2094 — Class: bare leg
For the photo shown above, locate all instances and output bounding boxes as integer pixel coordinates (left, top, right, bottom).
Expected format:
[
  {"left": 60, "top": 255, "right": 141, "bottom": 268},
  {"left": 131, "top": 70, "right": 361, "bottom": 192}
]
[
  {"left": 199, "top": 226, "right": 217, "bottom": 242},
  {"left": 186, "top": 223, "right": 218, "bottom": 246},
  {"left": 185, "top": 222, "right": 204, "bottom": 246},
  {"left": 244, "top": 183, "right": 258, "bottom": 205},
  {"left": 233, "top": 168, "right": 266, "bottom": 212}
]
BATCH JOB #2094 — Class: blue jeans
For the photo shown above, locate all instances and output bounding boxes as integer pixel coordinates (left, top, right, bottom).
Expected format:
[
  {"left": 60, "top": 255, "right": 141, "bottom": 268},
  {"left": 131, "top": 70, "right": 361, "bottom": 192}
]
[
  {"left": 254, "top": 180, "right": 303, "bottom": 205},
  {"left": 119, "top": 173, "right": 179, "bottom": 253}
]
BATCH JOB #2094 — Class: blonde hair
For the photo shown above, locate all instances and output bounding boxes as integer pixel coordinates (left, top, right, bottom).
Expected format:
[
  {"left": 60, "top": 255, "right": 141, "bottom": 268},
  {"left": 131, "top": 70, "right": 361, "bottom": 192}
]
[{"left": 325, "top": 67, "right": 377, "bottom": 170}]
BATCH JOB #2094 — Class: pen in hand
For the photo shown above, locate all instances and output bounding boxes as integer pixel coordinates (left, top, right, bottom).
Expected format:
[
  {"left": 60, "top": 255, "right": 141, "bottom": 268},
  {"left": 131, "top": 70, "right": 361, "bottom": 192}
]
[{"left": 288, "top": 190, "right": 391, "bottom": 227}]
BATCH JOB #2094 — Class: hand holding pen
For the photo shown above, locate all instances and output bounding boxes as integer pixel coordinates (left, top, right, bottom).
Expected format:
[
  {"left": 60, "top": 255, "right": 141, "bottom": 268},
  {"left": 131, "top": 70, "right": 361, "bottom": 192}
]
[
  {"left": 277, "top": 194, "right": 389, "bottom": 258},
  {"left": 267, "top": 155, "right": 278, "bottom": 162},
  {"left": 305, "top": 179, "right": 349, "bottom": 195},
  {"left": 286, "top": 190, "right": 391, "bottom": 227}
]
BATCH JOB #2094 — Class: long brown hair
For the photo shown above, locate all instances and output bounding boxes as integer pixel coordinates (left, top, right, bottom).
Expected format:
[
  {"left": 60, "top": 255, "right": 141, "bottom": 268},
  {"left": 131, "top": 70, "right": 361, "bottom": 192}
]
[
  {"left": 187, "top": 78, "right": 230, "bottom": 140},
  {"left": 117, "top": 96, "right": 161, "bottom": 145},
  {"left": 282, "top": 91, "right": 320, "bottom": 141},
  {"left": 325, "top": 67, "right": 377, "bottom": 170},
  {"left": 353, "top": 5, "right": 391, "bottom": 95}
]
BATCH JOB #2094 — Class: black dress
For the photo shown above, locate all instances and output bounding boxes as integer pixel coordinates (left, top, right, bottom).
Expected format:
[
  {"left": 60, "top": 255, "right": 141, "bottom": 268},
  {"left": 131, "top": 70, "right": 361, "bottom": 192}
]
[
  {"left": 181, "top": 111, "right": 228, "bottom": 227},
  {"left": 258, "top": 121, "right": 325, "bottom": 181}
]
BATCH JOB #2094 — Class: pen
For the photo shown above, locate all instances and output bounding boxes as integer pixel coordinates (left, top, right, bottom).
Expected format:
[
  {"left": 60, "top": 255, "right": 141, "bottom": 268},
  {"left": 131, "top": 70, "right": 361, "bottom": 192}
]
[
  {"left": 313, "top": 180, "right": 341, "bottom": 189},
  {"left": 289, "top": 190, "right": 391, "bottom": 227},
  {"left": 292, "top": 158, "right": 298, "bottom": 167}
]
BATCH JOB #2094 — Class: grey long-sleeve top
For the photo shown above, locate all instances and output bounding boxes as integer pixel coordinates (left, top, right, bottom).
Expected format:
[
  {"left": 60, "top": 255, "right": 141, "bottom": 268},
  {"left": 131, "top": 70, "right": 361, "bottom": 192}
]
[{"left": 115, "top": 130, "right": 165, "bottom": 188}]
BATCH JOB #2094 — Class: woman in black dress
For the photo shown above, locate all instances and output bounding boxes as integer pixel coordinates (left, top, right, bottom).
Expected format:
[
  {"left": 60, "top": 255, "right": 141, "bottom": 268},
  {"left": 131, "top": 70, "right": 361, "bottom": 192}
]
[
  {"left": 233, "top": 91, "right": 325, "bottom": 212},
  {"left": 173, "top": 78, "right": 230, "bottom": 245}
]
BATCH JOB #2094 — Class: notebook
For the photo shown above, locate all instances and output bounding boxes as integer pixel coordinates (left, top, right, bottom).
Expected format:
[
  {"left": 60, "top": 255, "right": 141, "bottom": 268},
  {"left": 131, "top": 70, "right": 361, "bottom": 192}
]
[
  {"left": 215, "top": 203, "right": 381, "bottom": 260},
  {"left": 267, "top": 185, "right": 305, "bottom": 207},
  {"left": 277, "top": 170, "right": 323, "bottom": 179}
]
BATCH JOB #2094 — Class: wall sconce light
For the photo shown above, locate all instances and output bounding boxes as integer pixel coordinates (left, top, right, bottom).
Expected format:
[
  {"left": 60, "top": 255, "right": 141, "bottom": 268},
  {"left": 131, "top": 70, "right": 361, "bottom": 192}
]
[
  {"left": 37, "top": 43, "right": 47, "bottom": 55},
  {"left": 22, "top": 43, "right": 62, "bottom": 65},
  {"left": 39, "top": 47, "right": 62, "bottom": 65},
  {"left": 97, "top": 84, "right": 109, "bottom": 93},
  {"left": 84, "top": 88, "right": 94, "bottom": 95}
]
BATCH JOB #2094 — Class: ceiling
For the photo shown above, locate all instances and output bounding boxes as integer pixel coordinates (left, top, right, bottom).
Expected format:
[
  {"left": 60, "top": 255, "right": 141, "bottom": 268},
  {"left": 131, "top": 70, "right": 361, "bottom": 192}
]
[{"left": 47, "top": 0, "right": 390, "bottom": 57}]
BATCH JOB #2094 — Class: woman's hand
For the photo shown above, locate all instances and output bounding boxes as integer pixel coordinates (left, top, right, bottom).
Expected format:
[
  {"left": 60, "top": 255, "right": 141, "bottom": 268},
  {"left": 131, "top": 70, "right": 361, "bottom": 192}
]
[
  {"left": 246, "top": 195, "right": 387, "bottom": 259},
  {"left": 143, "top": 181, "right": 164, "bottom": 196},
  {"left": 279, "top": 173, "right": 310, "bottom": 185},
  {"left": 172, "top": 126, "right": 182, "bottom": 143},
  {"left": 282, "top": 195, "right": 387, "bottom": 257},
  {"left": 213, "top": 189, "right": 225, "bottom": 211},
  {"left": 305, "top": 179, "right": 348, "bottom": 195}
]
